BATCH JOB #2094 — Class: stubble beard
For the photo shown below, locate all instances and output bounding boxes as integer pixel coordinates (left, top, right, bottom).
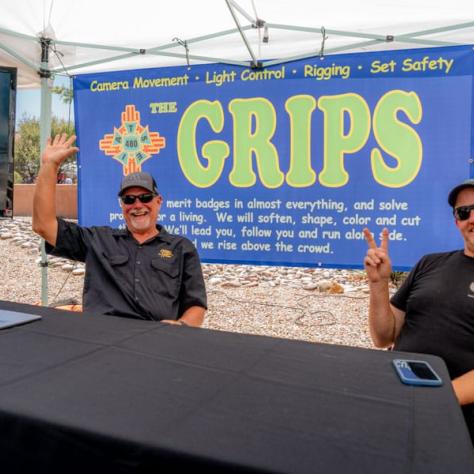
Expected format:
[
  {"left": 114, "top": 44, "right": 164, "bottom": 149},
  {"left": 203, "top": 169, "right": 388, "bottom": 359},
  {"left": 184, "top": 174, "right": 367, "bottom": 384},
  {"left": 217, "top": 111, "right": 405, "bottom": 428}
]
[{"left": 128, "top": 211, "right": 152, "bottom": 234}]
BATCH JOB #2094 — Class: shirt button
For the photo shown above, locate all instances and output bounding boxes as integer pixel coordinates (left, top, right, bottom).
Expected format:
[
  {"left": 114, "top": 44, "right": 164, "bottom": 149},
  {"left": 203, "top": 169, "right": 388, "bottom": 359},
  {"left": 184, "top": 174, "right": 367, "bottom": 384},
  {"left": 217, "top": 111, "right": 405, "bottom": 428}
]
[
  {"left": 135, "top": 278, "right": 140, "bottom": 283},
  {"left": 136, "top": 261, "right": 141, "bottom": 265}
]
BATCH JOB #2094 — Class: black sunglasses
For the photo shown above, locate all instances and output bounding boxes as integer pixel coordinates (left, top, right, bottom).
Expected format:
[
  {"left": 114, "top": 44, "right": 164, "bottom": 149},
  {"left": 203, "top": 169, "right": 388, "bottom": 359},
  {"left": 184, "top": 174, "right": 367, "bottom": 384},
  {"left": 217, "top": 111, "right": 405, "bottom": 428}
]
[
  {"left": 454, "top": 204, "right": 474, "bottom": 221},
  {"left": 120, "top": 193, "right": 156, "bottom": 205}
]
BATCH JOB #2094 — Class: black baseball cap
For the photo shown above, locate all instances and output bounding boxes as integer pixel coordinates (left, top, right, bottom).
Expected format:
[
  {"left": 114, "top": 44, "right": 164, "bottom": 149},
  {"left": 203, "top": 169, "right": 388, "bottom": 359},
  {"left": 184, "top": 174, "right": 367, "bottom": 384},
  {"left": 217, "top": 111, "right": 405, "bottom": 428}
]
[
  {"left": 118, "top": 172, "right": 158, "bottom": 196},
  {"left": 448, "top": 179, "right": 474, "bottom": 207}
]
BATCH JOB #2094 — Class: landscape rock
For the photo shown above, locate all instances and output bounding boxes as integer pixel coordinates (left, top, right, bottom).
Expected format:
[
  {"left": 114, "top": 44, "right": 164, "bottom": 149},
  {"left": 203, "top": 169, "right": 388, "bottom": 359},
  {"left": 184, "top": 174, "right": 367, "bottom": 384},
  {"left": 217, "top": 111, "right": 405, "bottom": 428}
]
[
  {"left": 0, "top": 217, "right": 380, "bottom": 349},
  {"left": 328, "top": 282, "right": 345, "bottom": 294},
  {"left": 318, "top": 280, "right": 332, "bottom": 292}
]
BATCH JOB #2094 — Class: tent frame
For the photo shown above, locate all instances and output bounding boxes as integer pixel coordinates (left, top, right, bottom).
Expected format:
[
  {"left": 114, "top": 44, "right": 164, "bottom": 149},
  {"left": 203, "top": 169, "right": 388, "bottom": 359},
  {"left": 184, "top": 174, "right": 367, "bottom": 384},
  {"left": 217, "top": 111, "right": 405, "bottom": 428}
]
[{"left": 1, "top": 17, "right": 472, "bottom": 76}]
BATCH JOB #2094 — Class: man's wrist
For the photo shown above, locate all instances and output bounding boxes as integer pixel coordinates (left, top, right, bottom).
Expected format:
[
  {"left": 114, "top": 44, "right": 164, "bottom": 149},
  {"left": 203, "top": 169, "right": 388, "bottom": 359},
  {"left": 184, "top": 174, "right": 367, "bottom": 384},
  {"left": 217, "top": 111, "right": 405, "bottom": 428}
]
[
  {"left": 41, "top": 160, "right": 60, "bottom": 173},
  {"left": 178, "top": 319, "right": 188, "bottom": 326},
  {"left": 368, "top": 279, "right": 390, "bottom": 290}
]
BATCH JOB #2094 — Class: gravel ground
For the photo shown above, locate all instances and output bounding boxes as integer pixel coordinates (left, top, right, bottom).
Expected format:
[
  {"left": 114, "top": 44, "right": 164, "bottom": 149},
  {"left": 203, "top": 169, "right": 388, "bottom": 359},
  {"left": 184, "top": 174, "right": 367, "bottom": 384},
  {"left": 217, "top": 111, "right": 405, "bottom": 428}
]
[{"left": 1, "top": 218, "right": 376, "bottom": 349}]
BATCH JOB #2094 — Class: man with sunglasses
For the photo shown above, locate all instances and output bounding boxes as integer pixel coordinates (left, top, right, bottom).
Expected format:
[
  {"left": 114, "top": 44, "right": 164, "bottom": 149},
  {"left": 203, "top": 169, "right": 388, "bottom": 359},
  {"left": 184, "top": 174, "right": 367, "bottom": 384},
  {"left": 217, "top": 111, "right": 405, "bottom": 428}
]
[
  {"left": 33, "top": 134, "right": 207, "bottom": 326},
  {"left": 363, "top": 179, "right": 474, "bottom": 444}
]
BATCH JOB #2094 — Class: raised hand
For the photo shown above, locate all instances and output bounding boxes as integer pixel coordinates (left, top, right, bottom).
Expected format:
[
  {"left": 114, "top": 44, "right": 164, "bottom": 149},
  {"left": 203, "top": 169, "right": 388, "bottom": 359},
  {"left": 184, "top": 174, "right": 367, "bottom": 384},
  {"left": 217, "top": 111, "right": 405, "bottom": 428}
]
[
  {"left": 41, "top": 134, "right": 79, "bottom": 167},
  {"left": 363, "top": 227, "right": 392, "bottom": 284}
]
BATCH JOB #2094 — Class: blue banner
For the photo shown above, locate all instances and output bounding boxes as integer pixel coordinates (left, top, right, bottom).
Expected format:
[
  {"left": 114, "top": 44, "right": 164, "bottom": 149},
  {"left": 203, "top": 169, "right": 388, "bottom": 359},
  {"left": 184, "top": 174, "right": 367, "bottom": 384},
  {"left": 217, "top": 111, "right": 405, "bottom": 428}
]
[{"left": 73, "top": 45, "right": 474, "bottom": 269}]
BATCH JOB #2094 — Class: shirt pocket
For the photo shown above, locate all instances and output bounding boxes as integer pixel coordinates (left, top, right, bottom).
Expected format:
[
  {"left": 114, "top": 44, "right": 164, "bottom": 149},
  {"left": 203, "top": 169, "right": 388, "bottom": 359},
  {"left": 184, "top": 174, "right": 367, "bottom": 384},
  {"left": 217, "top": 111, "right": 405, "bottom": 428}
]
[
  {"left": 107, "top": 254, "right": 129, "bottom": 266},
  {"left": 151, "top": 257, "right": 180, "bottom": 295},
  {"left": 101, "top": 253, "right": 131, "bottom": 287}
]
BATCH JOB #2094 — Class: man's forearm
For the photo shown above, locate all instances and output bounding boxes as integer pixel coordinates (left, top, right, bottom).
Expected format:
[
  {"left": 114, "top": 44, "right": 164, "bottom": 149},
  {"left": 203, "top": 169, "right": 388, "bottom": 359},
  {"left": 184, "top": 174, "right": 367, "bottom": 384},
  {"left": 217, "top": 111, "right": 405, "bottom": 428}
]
[
  {"left": 453, "top": 369, "right": 474, "bottom": 406},
  {"left": 32, "top": 161, "right": 59, "bottom": 246},
  {"left": 368, "top": 281, "right": 397, "bottom": 347},
  {"left": 180, "top": 306, "right": 205, "bottom": 327}
]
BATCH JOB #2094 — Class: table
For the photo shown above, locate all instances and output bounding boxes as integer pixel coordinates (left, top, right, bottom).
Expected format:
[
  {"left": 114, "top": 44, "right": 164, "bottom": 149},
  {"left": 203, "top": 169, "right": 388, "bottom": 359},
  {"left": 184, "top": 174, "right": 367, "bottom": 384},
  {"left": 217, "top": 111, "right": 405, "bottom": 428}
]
[{"left": 0, "top": 300, "right": 472, "bottom": 473}]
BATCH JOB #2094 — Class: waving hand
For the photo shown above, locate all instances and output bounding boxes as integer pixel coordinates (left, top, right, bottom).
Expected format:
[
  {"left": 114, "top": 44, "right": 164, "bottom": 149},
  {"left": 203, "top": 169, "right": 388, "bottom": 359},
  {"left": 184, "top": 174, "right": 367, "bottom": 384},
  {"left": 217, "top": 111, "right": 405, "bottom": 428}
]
[{"left": 41, "top": 134, "right": 78, "bottom": 167}]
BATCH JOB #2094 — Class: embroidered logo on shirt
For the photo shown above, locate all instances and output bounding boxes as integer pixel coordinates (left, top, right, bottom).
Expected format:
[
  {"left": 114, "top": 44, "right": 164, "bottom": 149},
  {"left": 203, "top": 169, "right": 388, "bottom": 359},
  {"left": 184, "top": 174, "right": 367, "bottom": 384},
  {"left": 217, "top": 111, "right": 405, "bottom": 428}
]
[{"left": 159, "top": 249, "right": 173, "bottom": 259}]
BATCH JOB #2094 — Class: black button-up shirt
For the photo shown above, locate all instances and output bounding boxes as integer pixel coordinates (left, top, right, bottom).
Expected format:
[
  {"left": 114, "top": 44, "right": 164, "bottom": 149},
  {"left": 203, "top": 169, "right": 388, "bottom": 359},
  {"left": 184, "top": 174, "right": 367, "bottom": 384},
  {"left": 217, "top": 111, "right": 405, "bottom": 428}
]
[{"left": 46, "top": 219, "right": 207, "bottom": 321}]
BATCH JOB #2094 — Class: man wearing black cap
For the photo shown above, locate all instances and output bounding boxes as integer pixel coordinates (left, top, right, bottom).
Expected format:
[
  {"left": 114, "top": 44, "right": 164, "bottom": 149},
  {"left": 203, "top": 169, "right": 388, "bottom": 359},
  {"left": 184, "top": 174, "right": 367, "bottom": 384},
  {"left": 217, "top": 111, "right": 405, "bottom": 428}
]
[
  {"left": 33, "top": 134, "right": 207, "bottom": 326},
  {"left": 363, "top": 179, "right": 474, "bottom": 443}
]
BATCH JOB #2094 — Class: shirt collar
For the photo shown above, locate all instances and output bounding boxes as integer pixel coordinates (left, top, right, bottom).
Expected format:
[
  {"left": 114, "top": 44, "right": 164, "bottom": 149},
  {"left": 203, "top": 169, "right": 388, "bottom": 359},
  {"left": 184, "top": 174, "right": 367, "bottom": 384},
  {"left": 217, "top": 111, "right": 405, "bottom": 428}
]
[{"left": 112, "top": 224, "right": 174, "bottom": 244}]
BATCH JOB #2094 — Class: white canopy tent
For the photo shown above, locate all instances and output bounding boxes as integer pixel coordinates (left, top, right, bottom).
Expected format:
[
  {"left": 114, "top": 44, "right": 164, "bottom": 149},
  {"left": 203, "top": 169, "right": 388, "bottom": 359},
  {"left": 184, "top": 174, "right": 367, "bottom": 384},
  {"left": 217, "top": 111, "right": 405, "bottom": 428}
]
[
  {"left": 0, "top": 0, "right": 473, "bottom": 87},
  {"left": 0, "top": 0, "right": 473, "bottom": 303}
]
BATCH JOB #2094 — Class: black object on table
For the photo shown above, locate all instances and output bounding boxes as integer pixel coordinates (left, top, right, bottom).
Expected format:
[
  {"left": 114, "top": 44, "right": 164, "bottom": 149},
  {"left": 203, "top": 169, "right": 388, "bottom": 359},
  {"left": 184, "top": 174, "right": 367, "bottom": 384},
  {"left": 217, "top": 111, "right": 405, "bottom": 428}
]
[{"left": 0, "top": 300, "right": 472, "bottom": 474}]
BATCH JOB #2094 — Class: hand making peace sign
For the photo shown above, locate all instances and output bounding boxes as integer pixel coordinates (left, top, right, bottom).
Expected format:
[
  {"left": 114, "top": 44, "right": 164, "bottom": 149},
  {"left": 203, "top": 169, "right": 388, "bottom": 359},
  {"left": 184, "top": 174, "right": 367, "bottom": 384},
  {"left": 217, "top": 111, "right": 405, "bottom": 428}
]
[{"left": 363, "top": 227, "right": 392, "bottom": 284}]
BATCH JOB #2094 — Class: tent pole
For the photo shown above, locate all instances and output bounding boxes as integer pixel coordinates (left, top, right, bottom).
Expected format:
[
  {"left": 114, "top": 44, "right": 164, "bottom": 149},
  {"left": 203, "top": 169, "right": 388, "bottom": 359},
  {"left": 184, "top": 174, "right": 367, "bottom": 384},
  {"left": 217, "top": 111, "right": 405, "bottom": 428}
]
[
  {"left": 39, "top": 38, "right": 52, "bottom": 307},
  {"left": 227, "top": 0, "right": 256, "bottom": 24},
  {"left": 52, "top": 50, "right": 250, "bottom": 74},
  {"left": 263, "top": 39, "right": 382, "bottom": 67},
  {"left": 225, "top": 0, "right": 260, "bottom": 68},
  {"left": 0, "top": 42, "right": 39, "bottom": 71}
]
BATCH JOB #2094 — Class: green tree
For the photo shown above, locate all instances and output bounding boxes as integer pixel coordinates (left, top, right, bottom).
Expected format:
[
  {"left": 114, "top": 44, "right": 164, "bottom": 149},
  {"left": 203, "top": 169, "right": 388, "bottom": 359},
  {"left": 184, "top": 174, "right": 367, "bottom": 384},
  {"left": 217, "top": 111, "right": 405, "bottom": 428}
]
[
  {"left": 51, "top": 86, "right": 73, "bottom": 104},
  {"left": 15, "top": 115, "right": 76, "bottom": 183}
]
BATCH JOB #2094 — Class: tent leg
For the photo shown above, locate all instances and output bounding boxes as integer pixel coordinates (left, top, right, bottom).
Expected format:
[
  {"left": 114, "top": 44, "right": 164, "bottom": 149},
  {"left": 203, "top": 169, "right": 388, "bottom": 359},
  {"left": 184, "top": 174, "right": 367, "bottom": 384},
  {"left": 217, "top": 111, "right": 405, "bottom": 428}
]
[{"left": 39, "top": 61, "right": 52, "bottom": 306}]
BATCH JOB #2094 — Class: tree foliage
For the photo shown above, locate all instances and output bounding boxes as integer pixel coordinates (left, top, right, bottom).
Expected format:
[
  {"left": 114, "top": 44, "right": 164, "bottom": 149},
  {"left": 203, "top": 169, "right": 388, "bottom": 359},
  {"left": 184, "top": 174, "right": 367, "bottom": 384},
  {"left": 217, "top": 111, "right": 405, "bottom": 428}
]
[
  {"left": 51, "top": 86, "right": 73, "bottom": 104},
  {"left": 15, "top": 115, "right": 76, "bottom": 183}
]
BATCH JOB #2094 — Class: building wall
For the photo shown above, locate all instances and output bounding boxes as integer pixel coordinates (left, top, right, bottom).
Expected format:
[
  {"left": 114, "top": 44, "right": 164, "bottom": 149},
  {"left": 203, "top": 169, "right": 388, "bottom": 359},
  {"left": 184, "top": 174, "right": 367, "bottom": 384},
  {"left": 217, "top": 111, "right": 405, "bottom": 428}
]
[{"left": 13, "top": 184, "right": 77, "bottom": 218}]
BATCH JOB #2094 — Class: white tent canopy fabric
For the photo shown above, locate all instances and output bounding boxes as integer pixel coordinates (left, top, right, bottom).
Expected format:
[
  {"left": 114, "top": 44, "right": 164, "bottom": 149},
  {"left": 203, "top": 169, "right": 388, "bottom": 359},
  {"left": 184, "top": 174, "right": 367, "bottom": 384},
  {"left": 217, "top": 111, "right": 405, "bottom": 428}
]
[{"left": 0, "top": 0, "right": 473, "bottom": 87}]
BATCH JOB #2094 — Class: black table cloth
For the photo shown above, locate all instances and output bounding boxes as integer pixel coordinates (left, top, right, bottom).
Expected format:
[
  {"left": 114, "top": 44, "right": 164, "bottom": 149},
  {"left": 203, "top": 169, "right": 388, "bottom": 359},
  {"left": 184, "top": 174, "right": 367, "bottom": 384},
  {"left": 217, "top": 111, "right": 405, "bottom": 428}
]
[{"left": 0, "top": 300, "right": 472, "bottom": 473}]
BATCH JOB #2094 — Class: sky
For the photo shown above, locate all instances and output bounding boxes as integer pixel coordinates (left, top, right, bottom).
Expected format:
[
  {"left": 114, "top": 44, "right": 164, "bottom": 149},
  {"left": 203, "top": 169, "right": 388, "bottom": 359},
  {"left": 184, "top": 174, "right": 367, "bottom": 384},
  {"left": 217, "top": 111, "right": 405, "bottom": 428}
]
[{"left": 15, "top": 75, "right": 74, "bottom": 125}]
